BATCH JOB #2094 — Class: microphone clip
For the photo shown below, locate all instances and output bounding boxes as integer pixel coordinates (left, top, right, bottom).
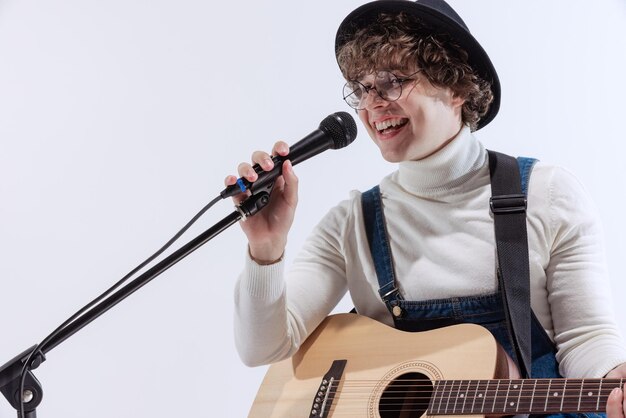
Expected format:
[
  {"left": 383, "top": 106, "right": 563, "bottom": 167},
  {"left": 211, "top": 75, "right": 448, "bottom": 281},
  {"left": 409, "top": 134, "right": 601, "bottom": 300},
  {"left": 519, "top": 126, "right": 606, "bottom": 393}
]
[{"left": 235, "top": 189, "right": 274, "bottom": 222}]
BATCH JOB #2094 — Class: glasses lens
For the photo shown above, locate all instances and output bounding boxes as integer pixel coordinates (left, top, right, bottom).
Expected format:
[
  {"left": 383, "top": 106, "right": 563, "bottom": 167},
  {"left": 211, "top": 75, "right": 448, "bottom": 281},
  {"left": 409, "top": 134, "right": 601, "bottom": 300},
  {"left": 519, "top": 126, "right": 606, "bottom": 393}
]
[
  {"left": 375, "top": 72, "right": 402, "bottom": 102},
  {"left": 342, "top": 71, "right": 408, "bottom": 110},
  {"left": 343, "top": 82, "right": 364, "bottom": 109}
]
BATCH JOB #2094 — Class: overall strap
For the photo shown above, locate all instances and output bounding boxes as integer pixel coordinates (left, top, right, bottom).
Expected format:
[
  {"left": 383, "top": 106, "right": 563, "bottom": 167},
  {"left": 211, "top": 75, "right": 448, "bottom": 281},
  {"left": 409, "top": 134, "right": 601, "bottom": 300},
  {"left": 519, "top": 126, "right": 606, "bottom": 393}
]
[
  {"left": 361, "top": 185, "right": 403, "bottom": 310},
  {"left": 488, "top": 150, "right": 538, "bottom": 379}
]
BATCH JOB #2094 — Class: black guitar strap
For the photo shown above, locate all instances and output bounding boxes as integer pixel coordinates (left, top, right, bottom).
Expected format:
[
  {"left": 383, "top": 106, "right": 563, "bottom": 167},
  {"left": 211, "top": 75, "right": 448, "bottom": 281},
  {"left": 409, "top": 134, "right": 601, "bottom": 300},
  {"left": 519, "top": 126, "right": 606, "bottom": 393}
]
[{"left": 488, "top": 150, "right": 532, "bottom": 379}]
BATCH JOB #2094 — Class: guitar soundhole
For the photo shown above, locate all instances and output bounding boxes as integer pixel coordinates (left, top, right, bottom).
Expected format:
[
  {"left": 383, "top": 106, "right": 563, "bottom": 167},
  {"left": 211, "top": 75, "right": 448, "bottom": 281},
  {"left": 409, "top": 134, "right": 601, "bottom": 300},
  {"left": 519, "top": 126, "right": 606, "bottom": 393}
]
[{"left": 379, "top": 372, "right": 432, "bottom": 418}]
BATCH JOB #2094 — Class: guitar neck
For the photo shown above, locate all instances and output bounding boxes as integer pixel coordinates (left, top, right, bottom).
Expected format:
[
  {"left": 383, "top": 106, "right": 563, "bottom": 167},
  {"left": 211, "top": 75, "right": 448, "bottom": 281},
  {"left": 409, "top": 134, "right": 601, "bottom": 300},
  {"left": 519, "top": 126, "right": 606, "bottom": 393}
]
[{"left": 429, "top": 378, "right": 624, "bottom": 415}]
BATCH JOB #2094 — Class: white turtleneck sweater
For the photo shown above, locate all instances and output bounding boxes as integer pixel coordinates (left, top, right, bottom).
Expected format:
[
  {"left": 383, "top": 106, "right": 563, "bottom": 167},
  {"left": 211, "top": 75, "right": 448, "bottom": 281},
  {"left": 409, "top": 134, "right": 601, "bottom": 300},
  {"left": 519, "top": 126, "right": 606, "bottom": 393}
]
[{"left": 234, "top": 126, "right": 626, "bottom": 378}]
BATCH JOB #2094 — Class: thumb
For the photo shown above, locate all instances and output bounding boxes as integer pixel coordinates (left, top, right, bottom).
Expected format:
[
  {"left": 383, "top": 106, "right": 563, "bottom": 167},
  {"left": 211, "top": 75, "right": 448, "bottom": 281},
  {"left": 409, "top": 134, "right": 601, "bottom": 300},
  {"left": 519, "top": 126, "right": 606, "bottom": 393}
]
[
  {"left": 607, "top": 387, "right": 625, "bottom": 418},
  {"left": 281, "top": 160, "right": 299, "bottom": 206}
]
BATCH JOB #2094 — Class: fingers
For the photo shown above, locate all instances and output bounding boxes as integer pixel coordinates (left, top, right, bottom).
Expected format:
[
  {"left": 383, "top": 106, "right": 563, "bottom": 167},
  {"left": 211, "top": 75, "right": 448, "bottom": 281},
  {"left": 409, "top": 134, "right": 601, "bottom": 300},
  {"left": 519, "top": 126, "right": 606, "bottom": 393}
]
[
  {"left": 607, "top": 387, "right": 625, "bottom": 418},
  {"left": 272, "top": 141, "right": 290, "bottom": 157},
  {"left": 250, "top": 152, "right": 276, "bottom": 178},
  {"left": 252, "top": 140, "right": 290, "bottom": 169},
  {"left": 226, "top": 141, "right": 291, "bottom": 181},
  {"left": 225, "top": 141, "right": 294, "bottom": 203},
  {"left": 237, "top": 161, "right": 259, "bottom": 182},
  {"left": 236, "top": 141, "right": 291, "bottom": 180},
  {"left": 224, "top": 174, "right": 248, "bottom": 204},
  {"left": 224, "top": 174, "right": 238, "bottom": 186}
]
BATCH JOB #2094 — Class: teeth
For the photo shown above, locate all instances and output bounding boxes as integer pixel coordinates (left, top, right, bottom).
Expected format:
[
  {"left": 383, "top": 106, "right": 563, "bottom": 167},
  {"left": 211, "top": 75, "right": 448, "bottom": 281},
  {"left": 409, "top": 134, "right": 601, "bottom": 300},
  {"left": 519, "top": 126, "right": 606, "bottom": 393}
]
[{"left": 375, "top": 118, "right": 406, "bottom": 131}]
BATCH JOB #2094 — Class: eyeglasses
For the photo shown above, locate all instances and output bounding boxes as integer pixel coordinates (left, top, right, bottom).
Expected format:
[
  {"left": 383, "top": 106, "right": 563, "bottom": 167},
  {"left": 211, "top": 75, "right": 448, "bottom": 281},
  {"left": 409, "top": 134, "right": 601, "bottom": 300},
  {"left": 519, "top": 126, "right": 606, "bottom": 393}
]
[{"left": 342, "top": 70, "right": 421, "bottom": 110}]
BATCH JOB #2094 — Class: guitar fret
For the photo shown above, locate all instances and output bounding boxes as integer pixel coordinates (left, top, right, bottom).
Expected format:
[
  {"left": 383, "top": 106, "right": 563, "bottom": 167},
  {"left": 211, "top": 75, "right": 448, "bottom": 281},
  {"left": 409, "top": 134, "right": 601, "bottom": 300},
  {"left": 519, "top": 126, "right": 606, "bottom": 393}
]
[
  {"left": 516, "top": 379, "right": 524, "bottom": 412},
  {"left": 578, "top": 378, "right": 584, "bottom": 411},
  {"left": 461, "top": 380, "right": 470, "bottom": 413},
  {"left": 560, "top": 379, "right": 567, "bottom": 411},
  {"left": 529, "top": 379, "right": 537, "bottom": 412},
  {"left": 571, "top": 381, "right": 587, "bottom": 412},
  {"left": 452, "top": 379, "right": 462, "bottom": 413},
  {"left": 481, "top": 380, "right": 489, "bottom": 413},
  {"left": 430, "top": 380, "right": 440, "bottom": 414},
  {"left": 503, "top": 379, "right": 512, "bottom": 412},
  {"left": 548, "top": 379, "right": 566, "bottom": 411},
  {"left": 584, "top": 379, "right": 602, "bottom": 412},
  {"left": 519, "top": 378, "right": 536, "bottom": 412},
  {"left": 445, "top": 380, "right": 454, "bottom": 414},
  {"left": 597, "top": 379, "right": 603, "bottom": 411},
  {"left": 492, "top": 380, "right": 501, "bottom": 413},
  {"left": 563, "top": 379, "right": 581, "bottom": 411},
  {"left": 502, "top": 379, "right": 525, "bottom": 413},
  {"left": 471, "top": 379, "right": 479, "bottom": 413},
  {"left": 436, "top": 380, "right": 446, "bottom": 414},
  {"left": 585, "top": 380, "right": 602, "bottom": 411},
  {"left": 544, "top": 379, "right": 552, "bottom": 412}
]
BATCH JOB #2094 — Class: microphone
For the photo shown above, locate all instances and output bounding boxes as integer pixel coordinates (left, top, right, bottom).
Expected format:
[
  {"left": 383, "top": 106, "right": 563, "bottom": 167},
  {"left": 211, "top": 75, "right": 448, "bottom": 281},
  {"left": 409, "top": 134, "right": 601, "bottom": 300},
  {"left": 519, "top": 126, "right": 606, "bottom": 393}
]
[{"left": 220, "top": 111, "right": 358, "bottom": 199}]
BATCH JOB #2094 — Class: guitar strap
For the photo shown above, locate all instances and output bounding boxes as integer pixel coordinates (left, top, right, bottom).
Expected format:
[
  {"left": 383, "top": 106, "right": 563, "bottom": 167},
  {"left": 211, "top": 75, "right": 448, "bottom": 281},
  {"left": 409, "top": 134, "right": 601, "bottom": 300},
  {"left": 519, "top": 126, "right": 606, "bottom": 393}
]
[{"left": 487, "top": 150, "right": 537, "bottom": 379}]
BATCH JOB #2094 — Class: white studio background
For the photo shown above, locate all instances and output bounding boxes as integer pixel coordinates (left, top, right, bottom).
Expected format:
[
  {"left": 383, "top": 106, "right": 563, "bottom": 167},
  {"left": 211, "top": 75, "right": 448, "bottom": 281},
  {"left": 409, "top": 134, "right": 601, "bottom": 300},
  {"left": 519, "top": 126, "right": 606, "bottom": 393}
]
[{"left": 1, "top": 0, "right": 625, "bottom": 417}]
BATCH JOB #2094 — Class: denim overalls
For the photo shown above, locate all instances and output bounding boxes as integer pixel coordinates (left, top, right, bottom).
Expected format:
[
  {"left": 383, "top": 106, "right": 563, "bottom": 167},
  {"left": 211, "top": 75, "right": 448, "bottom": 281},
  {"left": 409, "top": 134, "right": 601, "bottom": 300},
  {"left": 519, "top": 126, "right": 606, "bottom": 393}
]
[{"left": 361, "top": 157, "right": 602, "bottom": 418}]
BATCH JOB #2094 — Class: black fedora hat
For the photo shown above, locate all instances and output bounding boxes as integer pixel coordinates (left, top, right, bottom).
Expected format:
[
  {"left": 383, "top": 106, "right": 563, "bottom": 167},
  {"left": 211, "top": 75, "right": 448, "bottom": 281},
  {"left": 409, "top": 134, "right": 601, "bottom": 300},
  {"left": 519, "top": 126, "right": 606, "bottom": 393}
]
[{"left": 335, "top": 0, "right": 500, "bottom": 130}]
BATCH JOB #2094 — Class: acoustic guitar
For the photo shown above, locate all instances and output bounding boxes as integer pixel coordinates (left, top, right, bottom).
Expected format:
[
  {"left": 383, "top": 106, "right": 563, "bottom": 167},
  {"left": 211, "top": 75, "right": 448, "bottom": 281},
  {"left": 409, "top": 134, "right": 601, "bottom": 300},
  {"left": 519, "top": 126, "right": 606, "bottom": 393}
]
[{"left": 249, "top": 313, "right": 621, "bottom": 417}]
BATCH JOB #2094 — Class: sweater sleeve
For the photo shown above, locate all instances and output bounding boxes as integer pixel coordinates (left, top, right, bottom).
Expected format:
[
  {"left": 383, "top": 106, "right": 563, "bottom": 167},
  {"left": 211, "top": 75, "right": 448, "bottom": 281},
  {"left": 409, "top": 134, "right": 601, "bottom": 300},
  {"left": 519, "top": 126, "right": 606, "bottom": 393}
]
[
  {"left": 233, "top": 200, "right": 351, "bottom": 367},
  {"left": 544, "top": 166, "right": 626, "bottom": 378}
]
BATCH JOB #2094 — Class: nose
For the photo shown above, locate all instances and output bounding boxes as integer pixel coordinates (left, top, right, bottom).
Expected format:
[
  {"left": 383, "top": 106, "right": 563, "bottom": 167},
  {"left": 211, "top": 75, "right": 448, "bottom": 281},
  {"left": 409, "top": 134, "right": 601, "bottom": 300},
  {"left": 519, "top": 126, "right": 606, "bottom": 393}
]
[{"left": 361, "top": 88, "right": 388, "bottom": 110}]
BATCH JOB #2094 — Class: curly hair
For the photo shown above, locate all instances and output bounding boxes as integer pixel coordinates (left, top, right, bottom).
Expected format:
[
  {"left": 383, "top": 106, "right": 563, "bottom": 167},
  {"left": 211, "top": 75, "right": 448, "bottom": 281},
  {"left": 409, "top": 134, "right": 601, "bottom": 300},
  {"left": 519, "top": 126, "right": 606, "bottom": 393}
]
[{"left": 336, "top": 12, "right": 494, "bottom": 131}]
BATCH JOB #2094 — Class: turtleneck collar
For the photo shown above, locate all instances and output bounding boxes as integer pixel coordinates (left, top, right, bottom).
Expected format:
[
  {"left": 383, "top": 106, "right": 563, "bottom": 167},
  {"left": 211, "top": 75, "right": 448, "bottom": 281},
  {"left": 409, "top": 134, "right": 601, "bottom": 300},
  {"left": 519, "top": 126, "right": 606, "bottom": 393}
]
[{"left": 395, "top": 125, "right": 487, "bottom": 196}]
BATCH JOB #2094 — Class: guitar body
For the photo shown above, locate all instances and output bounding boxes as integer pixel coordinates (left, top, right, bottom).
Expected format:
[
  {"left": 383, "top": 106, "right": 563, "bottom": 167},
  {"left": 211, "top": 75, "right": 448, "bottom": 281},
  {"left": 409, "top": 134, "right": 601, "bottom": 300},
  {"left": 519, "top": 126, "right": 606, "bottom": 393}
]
[{"left": 248, "top": 313, "right": 506, "bottom": 418}]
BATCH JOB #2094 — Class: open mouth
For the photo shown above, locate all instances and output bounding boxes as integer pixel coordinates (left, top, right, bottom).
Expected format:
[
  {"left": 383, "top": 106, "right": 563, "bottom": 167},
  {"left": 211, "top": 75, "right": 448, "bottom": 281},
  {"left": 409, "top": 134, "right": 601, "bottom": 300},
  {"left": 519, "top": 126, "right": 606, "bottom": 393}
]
[{"left": 374, "top": 118, "right": 408, "bottom": 134}]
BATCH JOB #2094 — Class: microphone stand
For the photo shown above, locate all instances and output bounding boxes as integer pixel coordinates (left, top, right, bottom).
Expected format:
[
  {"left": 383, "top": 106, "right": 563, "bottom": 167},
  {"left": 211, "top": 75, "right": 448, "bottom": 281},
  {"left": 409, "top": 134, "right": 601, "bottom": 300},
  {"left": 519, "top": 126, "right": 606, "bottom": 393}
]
[{"left": 0, "top": 190, "right": 272, "bottom": 418}]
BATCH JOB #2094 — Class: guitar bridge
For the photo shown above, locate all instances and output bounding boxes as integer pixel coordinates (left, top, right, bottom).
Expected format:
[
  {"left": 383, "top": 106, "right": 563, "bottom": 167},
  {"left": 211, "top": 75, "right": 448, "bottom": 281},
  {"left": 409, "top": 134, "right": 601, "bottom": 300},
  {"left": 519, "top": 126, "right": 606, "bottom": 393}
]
[{"left": 308, "top": 359, "right": 347, "bottom": 417}]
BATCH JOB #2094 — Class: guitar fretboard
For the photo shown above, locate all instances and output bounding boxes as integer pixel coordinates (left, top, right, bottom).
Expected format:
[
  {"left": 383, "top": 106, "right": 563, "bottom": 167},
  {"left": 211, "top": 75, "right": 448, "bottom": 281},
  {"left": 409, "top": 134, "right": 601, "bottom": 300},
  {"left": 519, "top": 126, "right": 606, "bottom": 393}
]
[{"left": 429, "top": 378, "right": 623, "bottom": 415}]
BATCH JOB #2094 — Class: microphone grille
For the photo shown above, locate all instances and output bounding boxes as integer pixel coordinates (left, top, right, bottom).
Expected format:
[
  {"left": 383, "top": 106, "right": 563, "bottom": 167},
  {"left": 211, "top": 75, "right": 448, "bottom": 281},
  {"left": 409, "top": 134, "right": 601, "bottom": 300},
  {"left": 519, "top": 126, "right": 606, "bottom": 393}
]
[{"left": 319, "top": 111, "right": 358, "bottom": 149}]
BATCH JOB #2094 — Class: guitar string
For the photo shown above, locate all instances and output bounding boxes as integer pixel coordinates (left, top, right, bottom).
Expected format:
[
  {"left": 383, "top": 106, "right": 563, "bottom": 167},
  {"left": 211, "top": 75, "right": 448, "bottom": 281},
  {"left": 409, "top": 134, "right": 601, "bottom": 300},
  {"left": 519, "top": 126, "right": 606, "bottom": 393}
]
[
  {"left": 322, "top": 391, "right": 611, "bottom": 403},
  {"left": 323, "top": 394, "right": 610, "bottom": 404},
  {"left": 320, "top": 381, "right": 619, "bottom": 400},
  {"left": 310, "top": 378, "right": 623, "bottom": 414},
  {"left": 322, "top": 407, "right": 605, "bottom": 415},
  {"left": 323, "top": 378, "right": 621, "bottom": 383},
  {"left": 324, "top": 399, "right": 609, "bottom": 415},
  {"left": 322, "top": 400, "right": 607, "bottom": 414},
  {"left": 320, "top": 394, "right": 611, "bottom": 413},
  {"left": 322, "top": 378, "right": 622, "bottom": 387},
  {"left": 325, "top": 387, "right": 615, "bottom": 399},
  {"left": 326, "top": 379, "right": 622, "bottom": 388},
  {"left": 325, "top": 404, "right": 606, "bottom": 412},
  {"left": 323, "top": 392, "right": 610, "bottom": 414}
]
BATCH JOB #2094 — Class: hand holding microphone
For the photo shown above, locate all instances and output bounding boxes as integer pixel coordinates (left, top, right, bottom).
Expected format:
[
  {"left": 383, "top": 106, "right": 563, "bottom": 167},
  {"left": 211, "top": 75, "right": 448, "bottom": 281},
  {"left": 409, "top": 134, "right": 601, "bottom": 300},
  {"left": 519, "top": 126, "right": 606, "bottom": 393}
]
[{"left": 224, "top": 112, "right": 357, "bottom": 264}]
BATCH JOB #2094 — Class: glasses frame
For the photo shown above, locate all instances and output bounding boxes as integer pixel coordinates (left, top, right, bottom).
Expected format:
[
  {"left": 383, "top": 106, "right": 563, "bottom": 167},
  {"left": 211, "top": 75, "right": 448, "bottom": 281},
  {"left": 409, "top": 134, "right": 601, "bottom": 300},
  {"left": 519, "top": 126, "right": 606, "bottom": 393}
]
[{"left": 342, "top": 69, "right": 422, "bottom": 110}]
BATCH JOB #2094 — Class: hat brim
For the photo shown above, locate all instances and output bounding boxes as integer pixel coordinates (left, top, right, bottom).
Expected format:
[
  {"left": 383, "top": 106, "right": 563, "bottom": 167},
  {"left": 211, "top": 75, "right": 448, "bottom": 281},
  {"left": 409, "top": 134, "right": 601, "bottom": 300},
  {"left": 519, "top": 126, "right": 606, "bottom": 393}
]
[{"left": 335, "top": 0, "right": 500, "bottom": 130}]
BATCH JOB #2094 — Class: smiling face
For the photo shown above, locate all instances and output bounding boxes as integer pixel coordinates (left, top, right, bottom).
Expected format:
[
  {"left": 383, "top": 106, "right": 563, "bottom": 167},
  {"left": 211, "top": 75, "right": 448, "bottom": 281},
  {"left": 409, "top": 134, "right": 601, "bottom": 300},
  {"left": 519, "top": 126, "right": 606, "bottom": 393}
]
[
  {"left": 357, "top": 69, "right": 465, "bottom": 162},
  {"left": 336, "top": 12, "right": 495, "bottom": 142}
]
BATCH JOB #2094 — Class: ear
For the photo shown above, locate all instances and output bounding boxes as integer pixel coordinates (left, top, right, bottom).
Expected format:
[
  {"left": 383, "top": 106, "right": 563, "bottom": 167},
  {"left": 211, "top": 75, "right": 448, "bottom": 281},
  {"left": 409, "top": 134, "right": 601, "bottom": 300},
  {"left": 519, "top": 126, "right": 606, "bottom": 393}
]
[{"left": 450, "top": 93, "right": 465, "bottom": 109}]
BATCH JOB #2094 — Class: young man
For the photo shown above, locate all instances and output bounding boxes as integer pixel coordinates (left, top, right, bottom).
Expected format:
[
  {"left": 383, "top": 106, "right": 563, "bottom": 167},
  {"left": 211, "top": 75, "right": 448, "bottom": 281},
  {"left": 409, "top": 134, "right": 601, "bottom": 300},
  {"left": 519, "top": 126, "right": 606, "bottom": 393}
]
[{"left": 227, "top": 0, "right": 626, "bottom": 415}]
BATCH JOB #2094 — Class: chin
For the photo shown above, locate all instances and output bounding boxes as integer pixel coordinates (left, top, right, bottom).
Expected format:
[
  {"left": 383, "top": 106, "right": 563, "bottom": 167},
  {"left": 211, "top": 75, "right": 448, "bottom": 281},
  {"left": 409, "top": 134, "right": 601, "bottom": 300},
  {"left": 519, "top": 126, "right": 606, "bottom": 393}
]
[{"left": 379, "top": 150, "right": 404, "bottom": 163}]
